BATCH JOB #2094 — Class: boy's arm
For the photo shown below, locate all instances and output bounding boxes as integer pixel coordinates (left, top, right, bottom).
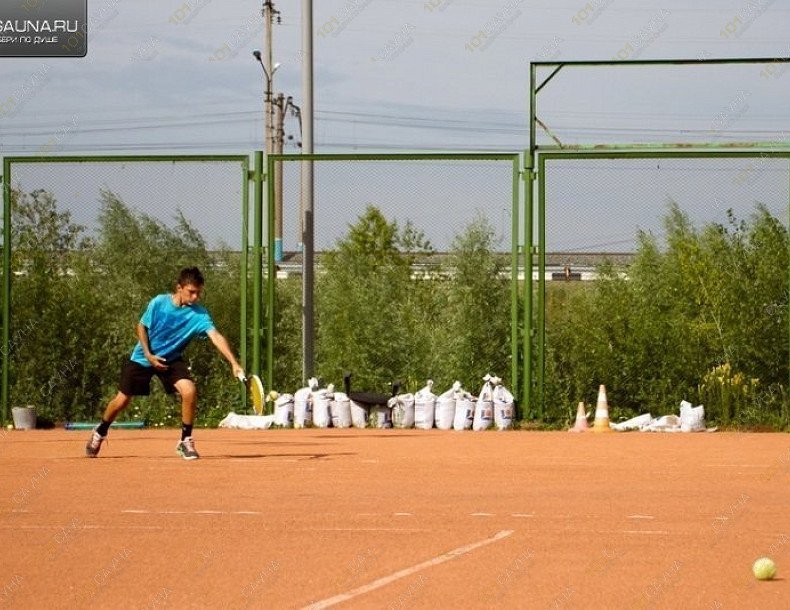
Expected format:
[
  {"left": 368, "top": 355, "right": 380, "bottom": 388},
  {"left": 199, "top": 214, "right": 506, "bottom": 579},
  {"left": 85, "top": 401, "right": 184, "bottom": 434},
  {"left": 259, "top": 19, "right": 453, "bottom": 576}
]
[
  {"left": 136, "top": 323, "right": 168, "bottom": 370},
  {"left": 207, "top": 328, "right": 244, "bottom": 378}
]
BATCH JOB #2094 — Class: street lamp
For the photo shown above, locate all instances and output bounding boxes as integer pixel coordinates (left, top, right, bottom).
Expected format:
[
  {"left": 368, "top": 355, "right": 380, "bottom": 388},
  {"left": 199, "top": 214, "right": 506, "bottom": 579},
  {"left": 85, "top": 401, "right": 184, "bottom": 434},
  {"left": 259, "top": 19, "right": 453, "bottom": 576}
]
[{"left": 252, "top": 49, "right": 280, "bottom": 154}]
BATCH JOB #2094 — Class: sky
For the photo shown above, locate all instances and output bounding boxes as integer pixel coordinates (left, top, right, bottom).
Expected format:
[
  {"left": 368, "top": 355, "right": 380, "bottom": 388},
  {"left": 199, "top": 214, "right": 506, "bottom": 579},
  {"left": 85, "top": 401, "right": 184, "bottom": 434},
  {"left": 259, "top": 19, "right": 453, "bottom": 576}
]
[{"left": 1, "top": 0, "right": 790, "bottom": 251}]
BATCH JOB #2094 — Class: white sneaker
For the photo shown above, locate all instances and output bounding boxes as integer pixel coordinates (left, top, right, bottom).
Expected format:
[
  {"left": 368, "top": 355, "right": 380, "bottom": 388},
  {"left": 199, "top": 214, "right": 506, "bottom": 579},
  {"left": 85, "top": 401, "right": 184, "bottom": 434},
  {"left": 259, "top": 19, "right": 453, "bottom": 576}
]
[{"left": 176, "top": 437, "right": 200, "bottom": 460}]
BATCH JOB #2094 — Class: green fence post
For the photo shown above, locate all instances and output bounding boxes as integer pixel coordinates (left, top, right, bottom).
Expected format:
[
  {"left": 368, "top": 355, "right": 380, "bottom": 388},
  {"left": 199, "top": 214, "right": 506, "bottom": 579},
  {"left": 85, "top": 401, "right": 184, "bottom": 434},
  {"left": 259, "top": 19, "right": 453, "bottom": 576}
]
[
  {"left": 524, "top": 156, "right": 534, "bottom": 419},
  {"left": 252, "top": 151, "right": 263, "bottom": 379},
  {"left": 511, "top": 156, "right": 520, "bottom": 408},
  {"left": 266, "top": 154, "right": 276, "bottom": 397},
  {"left": 1, "top": 161, "right": 9, "bottom": 424},
  {"left": 537, "top": 156, "right": 546, "bottom": 419},
  {"left": 240, "top": 157, "right": 250, "bottom": 411}
]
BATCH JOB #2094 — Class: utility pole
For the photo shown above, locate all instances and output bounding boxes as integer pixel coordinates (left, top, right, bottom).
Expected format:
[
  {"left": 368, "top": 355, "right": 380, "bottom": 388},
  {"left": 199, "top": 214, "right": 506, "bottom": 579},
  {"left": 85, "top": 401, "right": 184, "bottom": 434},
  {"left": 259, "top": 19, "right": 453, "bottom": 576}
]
[
  {"left": 273, "top": 94, "right": 302, "bottom": 255},
  {"left": 274, "top": 92, "right": 285, "bottom": 253},
  {"left": 262, "top": 1, "right": 279, "bottom": 156},
  {"left": 262, "top": 0, "right": 286, "bottom": 261},
  {"left": 301, "top": 0, "right": 315, "bottom": 381},
  {"left": 273, "top": 93, "right": 302, "bottom": 254}
]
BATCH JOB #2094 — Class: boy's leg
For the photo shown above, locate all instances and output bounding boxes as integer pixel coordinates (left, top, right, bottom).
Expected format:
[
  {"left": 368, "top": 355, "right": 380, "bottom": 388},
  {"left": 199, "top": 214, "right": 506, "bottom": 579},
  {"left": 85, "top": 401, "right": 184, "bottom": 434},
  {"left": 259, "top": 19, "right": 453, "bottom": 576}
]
[
  {"left": 86, "top": 360, "right": 151, "bottom": 457},
  {"left": 174, "top": 378, "right": 197, "bottom": 437},
  {"left": 86, "top": 392, "right": 132, "bottom": 457},
  {"left": 173, "top": 378, "right": 199, "bottom": 460},
  {"left": 159, "top": 360, "right": 199, "bottom": 459},
  {"left": 99, "top": 392, "right": 132, "bottom": 430}
]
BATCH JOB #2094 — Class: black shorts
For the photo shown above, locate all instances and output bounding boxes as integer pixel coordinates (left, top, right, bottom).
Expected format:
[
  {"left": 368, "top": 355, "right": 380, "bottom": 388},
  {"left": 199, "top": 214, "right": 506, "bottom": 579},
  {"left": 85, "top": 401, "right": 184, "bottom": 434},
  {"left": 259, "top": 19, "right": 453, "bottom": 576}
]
[{"left": 119, "top": 358, "right": 192, "bottom": 396}]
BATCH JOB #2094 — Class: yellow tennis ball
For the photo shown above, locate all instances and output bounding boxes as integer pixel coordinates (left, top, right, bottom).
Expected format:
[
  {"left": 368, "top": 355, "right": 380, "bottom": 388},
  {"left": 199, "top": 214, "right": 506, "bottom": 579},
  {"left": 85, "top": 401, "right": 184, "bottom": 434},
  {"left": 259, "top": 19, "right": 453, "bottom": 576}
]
[
  {"left": 267, "top": 390, "right": 279, "bottom": 402},
  {"left": 5, "top": 424, "right": 12, "bottom": 430},
  {"left": 752, "top": 557, "right": 777, "bottom": 580}
]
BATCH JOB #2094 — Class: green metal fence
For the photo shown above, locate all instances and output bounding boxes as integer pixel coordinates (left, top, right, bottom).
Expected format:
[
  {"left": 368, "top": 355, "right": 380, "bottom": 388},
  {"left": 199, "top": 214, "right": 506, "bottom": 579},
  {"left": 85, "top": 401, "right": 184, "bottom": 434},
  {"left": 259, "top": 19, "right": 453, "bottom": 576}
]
[
  {"left": 1, "top": 152, "right": 530, "bottom": 425},
  {"left": 1, "top": 155, "right": 251, "bottom": 425},
  {"left": 527, "top": 57, "right": 790, "bottom": 427},
  {"left": 8, "top": 145, "right": 784, "bottom": 428},
  {"left": 262, "top": 153, "right": 524, "bottom": 402},
  {"left": 533, "top": 149, "right": 790, "bottom": 425}
]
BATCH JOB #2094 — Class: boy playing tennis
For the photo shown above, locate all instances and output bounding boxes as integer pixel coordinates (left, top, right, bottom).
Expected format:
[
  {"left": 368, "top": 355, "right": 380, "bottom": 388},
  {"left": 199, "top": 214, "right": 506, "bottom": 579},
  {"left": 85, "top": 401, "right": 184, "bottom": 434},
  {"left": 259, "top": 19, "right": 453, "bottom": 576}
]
[{"left": 85, "top": 267, "right": 244, "bottom": 460}]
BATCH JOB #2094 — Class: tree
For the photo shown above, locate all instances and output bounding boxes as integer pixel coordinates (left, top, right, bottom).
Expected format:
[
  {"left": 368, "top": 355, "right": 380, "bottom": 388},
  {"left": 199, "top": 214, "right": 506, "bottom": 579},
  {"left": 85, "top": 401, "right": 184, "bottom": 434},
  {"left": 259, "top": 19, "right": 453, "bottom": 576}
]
[
  {"left": 315, "top": 206, "right": 430, "bottom": 390},
  {"left": 9, "top": 188, "right": 93, "bottom": 420},
  {"left": 436, "top": 215, "right": 511, "bottom": 391}
]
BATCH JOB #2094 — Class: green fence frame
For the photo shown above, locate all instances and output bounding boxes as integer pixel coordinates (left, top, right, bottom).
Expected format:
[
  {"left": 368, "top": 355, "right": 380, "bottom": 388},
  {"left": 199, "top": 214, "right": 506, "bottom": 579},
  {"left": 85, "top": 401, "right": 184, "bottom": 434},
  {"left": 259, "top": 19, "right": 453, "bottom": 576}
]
[
  {"left": 528, "top": 57, "right": 790, "bottom": 419},
  {"left": 1, "top": 154, "right": 252, "bottom": 423},
  {"left": 532, "top": 147, "right": 790, "bottom": 417},
  {"left": 261, "top": 152, "right": 524, "bottom": 404}
]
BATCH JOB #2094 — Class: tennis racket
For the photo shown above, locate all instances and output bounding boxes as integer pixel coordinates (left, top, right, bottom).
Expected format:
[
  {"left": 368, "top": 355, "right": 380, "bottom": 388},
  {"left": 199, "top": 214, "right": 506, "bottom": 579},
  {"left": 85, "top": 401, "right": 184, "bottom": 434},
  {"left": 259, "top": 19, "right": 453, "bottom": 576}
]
[{"left": 237, "top": 373, "right": 265, "bottom": 415}]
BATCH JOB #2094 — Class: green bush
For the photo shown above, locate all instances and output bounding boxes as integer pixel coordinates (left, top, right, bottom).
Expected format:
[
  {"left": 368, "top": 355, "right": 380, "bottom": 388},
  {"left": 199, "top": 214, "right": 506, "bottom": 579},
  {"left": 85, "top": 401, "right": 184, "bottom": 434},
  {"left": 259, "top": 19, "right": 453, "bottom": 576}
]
[
  {"left": 545, "top": 202, "right": 789, "bottom": 428},
  {"left": 8, "top": 188, "right": 245, "bottom": 426}
]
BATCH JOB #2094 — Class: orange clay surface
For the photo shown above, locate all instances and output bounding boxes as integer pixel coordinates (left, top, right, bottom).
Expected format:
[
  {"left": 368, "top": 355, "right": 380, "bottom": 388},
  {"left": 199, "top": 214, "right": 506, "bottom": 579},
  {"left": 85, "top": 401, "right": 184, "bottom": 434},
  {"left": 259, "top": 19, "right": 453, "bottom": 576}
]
[{"left": 1, "top": 428, "right": 789, "bottom": 609}]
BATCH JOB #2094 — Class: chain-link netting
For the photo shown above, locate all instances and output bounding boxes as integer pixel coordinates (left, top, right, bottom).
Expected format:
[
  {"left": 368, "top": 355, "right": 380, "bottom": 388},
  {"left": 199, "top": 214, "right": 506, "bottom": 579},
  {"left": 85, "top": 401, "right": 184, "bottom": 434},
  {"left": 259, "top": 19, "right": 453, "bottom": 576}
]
[
  {"left": 540, "top": 155, "right": 789, "bottom": 427},
  {"left": 4, "top": 157, "right": 248, "bottom": 426},
  {"left": 272, "top": 157, "right": 520, "bottom": 397}
]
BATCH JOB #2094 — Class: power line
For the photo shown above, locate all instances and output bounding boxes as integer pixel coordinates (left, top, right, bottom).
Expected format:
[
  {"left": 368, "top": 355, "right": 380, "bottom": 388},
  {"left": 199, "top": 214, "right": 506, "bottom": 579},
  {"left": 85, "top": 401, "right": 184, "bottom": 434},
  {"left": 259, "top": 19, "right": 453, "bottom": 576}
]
[{"left": 4, "top": 106, "right": 789, "bottom": 140}]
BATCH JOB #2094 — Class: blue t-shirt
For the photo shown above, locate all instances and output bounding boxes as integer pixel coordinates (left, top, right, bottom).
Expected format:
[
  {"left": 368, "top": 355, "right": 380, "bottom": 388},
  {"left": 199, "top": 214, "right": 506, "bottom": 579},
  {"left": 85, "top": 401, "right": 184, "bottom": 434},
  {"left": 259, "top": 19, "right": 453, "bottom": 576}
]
[{"left": 130, "top": 294, "right": 216, "bottom": 367}]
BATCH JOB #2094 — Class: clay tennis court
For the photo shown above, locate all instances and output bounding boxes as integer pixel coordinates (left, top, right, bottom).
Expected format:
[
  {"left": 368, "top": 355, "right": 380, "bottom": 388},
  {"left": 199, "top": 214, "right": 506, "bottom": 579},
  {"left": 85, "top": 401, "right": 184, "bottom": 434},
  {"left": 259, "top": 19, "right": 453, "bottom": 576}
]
[{"left": 1, "top": 428, "right": 788, "bottom": 609}]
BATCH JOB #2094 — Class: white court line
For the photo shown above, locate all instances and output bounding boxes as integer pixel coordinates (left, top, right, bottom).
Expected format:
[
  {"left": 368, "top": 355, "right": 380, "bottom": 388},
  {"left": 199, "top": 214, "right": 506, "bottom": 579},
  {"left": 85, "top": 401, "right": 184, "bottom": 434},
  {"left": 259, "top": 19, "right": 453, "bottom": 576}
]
[
  {"left": 512, "top": 513, "right": 534, "bottom": 518},
  {"left": 627, "top": 515, "right": 655, "bottom": 520},
  {"left": 705, "top": 464, "right": 765, "bottom": 468},
  {"left": 303, "top": 530, "right": 513, "bottom": 610},
  {"left": 310, "top": 527, "right": 433, "bottom": 532},
  {"left": 621, "top": 530, "right": 668, "bottom": 535},
  {"left": 393, "top": 513, "right": 413, "bottom": 516},
  {"left": 122, "top": 509, "right": 262, "bottom": 516},
  {"left": 10, "top": 524, "right": 164, "bottom": 530},
  {"left": 0, "top": 524, "right": 428, "bottom": 533}
]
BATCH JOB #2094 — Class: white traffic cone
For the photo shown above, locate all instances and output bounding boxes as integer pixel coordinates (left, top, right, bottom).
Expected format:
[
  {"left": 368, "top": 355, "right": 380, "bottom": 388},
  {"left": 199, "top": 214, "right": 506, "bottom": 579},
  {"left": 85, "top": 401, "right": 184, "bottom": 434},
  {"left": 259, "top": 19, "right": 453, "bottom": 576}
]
[
  {"left": 569, "top": 402, "right": 589, "bottom": 432},
  {"left": 592, "top": 384, "right": 613, "bottom": 433}
]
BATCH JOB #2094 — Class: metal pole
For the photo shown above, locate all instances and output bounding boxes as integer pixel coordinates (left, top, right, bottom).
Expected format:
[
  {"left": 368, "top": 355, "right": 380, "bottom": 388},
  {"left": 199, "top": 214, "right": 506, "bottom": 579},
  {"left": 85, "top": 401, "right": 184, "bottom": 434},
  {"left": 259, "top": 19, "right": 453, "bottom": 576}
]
[
  {"left": 240, "top": 157, "right": 250, "bottom": 410},
  {"left": 301, "top": 0, "right": 315, "bottom": 382},
  {"left": 252, "top": 151, "right": 263, "bottom": 378},
  {"left": 524, "top": 156, "right": 534, "bottom": 419},
  {"left": 510, "top": 156, "right": 519, "bottom": 410},
  {"left": 525, "top": 62, "right": 536, "bottom": 418},
  {"left": 537, "top": 155, "right": 546, "bottom": 420},
  {"left": 1, "top": 162, "right": 9, "bottom": 424},
  {"left": 532, "top": 57, "right": 790, "bottom": 68},
  {"left": 266, "top": 154, "right": 276, "bottom": 393}
]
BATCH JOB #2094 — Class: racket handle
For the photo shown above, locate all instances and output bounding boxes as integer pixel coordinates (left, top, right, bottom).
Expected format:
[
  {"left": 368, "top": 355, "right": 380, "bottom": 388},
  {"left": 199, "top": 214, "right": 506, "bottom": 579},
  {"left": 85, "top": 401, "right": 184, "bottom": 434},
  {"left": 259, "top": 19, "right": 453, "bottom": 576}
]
[{"left": 237, "top": 372, "right": 247, "bottom": 383}]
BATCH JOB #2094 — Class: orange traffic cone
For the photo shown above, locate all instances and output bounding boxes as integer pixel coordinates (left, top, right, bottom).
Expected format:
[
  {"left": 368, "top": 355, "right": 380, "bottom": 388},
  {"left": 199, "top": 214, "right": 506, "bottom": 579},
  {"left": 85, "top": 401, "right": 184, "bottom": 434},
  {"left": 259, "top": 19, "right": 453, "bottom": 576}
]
[
  {"left": 592, "top": 384, "right": 613, "bottom": 433},
  {"left": 569, "top": 402, "right": 589, "bottom": 432}
]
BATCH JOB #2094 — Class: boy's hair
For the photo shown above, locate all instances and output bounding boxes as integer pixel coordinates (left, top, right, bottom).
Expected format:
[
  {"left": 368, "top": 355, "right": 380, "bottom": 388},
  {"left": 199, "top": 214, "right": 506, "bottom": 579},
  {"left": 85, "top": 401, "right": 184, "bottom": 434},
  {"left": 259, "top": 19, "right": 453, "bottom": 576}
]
[{"left": 177, "top": 267, "right": 205, "bottom": 287}]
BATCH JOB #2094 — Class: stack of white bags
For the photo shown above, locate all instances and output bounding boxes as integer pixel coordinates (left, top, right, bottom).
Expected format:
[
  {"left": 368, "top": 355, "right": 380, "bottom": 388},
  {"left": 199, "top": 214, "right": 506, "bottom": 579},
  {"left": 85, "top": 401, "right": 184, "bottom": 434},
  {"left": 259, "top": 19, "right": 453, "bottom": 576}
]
[{"left": 221, "top": 374, "right": 516, "bottom": 431}]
